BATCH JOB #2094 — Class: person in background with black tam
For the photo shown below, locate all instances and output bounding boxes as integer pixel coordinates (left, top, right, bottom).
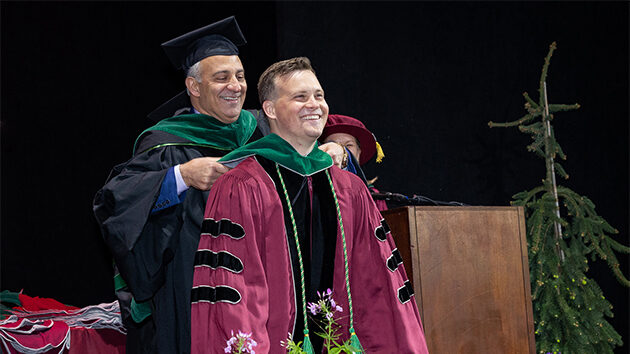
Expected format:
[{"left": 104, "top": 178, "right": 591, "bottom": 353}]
[
  {"left": 320, "top": 114, "right": 389, "bottom": 211},
  {"left": 93, "top": 17, "right": 344, "bottom": 353}
]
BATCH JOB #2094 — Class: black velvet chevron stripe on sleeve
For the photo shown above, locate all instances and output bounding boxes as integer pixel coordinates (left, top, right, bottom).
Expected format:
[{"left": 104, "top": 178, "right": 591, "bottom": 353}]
[
  {"left": 397, "top": 280, "right": 414, "bottom": 304},
  {"left": 201, "top": 218, "right": 245, "bottom": 239},
  {"left": 387, "top": 248, "right": 404, "bottom": 272},
  {"left": 194, "top": 250, "right": 244, "bottom": 273},
  {"left": 374, "top": 219, "right": 391, "bottom": 241},
  {"left": 191, "top": 285, "right": 241, "bottom": 304},
  {"left": 381, "top": 219, "right": 391, "bottom": 233}
]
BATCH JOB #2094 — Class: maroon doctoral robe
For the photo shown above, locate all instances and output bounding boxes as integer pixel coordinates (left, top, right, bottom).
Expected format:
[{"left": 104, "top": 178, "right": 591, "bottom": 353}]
[{"left": 191, "top": 155, "right": 429, "bottom": 353}]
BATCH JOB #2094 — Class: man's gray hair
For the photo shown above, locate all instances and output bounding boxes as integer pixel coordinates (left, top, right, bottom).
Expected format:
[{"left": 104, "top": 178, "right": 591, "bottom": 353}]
[
  {"left": 187, "top": 61, "right": 202, "bottom": 82},
  {"left": 186, "top": 61, "right": 202, "bottom": 96}
]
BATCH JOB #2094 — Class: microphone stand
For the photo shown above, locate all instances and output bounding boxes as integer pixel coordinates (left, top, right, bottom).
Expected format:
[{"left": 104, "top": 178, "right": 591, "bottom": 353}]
[{"left": 370, "top": 191, "right": 468, "bottom": 206}]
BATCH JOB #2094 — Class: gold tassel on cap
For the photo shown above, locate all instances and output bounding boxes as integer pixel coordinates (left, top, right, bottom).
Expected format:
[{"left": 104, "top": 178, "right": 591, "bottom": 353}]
[{"left": 375, "top": 141, "right": 385, "bottom": 163}]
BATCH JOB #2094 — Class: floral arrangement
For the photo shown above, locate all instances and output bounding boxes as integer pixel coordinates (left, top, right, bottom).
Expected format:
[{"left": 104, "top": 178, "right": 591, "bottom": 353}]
[
  {"left": 225, "top": 289, "right": 360, "bottom": 353},
  {"left": 282, "top": 289, "right": 360, "bottom": 354}
]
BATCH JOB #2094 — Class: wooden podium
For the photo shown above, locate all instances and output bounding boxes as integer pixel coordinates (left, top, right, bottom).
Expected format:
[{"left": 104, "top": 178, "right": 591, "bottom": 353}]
[{"left": 382, "top": 206, "right": 535, "bottom": 354}]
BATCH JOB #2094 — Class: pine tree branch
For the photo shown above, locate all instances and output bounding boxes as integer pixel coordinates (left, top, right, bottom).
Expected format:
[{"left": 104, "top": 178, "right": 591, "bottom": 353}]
[
  {"left": 554, "top": 138, "right": 567, "bottom": 161},
  {"left": 513, "top": 186, "right": 546, "bottom": 205},
  {"left": 527, "top": 135, "right": 545, "bottom": 155},
  {"left": 601, "top": 242, "right": 630, "bottom": 286},
  {"left": 519, "top": 121, "right": 543, "bottom": 134},
  {"left": 538, "top": 42, "right": 557, "bottom": 106},
  {"left": 488, "top": 113, "right": 535, "bottom": 128},
  {"left": 554, "top": 163, "right": 569, "bottom": 180},
  {"left": 523, "top": 92, "right": 540, "bottom": 110},
  {"left": 606, "top": 237, "right": 630, "bottom": 254},
  {"left": 585, "top": 230, "right": 608, "bottom": 261},
  {"left": 530, "top": 209, "right": 545, "bottom": 254},
  {"left": 549, "top": 103, "right": 581, "bottom": 112}
]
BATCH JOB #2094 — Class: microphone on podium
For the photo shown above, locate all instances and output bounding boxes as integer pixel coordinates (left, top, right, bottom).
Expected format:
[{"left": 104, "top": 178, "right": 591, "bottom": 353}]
[{"left": 370, "top": 191, "right": 467, "bottom": 206}]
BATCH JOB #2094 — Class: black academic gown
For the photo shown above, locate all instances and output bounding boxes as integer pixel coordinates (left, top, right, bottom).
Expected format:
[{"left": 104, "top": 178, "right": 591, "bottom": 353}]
[{"left": 94, "top": 127, "right": 262, "bottom": 354}]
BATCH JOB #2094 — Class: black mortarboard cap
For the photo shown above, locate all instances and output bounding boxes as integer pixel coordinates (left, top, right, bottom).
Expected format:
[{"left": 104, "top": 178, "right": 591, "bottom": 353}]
[{"left": 161, "top": 16, "right": 246, "bottom": 72}]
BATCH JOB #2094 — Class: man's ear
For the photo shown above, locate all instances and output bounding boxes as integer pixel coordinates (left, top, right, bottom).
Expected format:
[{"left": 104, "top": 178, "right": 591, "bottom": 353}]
[
  {"left": 185, "top": 77, "right": 201, "bottom": 97},
  {"left": 262, "top": 100, "right": 276, "bottom": 120}
]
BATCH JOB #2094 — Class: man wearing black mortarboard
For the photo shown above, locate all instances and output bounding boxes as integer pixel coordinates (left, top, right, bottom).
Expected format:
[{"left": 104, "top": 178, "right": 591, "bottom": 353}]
[
  {"left": 93, "top": 17, "right": 260, "bottom": 353},
  {"left": 93, "top": 16, "right": 346, "bottom": 352}
]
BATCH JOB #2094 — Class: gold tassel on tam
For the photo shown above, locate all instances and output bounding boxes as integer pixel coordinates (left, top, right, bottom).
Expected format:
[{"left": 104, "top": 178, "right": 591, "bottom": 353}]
[{"left": 375, "top": 141, "right": 385, "bottom": 163}]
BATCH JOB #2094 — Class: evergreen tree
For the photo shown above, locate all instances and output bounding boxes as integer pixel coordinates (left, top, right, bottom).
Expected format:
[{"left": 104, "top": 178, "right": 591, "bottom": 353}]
[{"left": 489, "top": 42, "right": 629, "bottom": 354}]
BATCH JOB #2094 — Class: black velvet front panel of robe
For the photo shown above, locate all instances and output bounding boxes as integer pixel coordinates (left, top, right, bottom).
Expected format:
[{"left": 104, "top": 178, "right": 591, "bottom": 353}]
[{"left": 258, "top": 156, "right": 338, "bottom": 352}]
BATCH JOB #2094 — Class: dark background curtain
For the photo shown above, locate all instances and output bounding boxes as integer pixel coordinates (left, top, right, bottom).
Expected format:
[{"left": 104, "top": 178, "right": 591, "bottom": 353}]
[{"left": 1, "top": 2, "right": 627, "bottom": 352}]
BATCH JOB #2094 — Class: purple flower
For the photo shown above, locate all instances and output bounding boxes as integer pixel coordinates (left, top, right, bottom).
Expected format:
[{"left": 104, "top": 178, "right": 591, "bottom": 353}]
[
  {"left": 308, "top": 302, "right": 321, "bottom": 315},
  {"left": 224, "top": 330, "right": 257, "bottom": 353},
  {"left": 317, "top": 288, "right": 333, "bottom": 300},
  {"left": 225, "top": 337, "right": 237, "bottom": 353}
]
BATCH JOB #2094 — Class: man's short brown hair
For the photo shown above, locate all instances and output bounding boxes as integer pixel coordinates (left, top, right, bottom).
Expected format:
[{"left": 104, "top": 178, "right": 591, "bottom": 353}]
[{"left": 257, "top": 57, "right": 316, "bottom": 104}]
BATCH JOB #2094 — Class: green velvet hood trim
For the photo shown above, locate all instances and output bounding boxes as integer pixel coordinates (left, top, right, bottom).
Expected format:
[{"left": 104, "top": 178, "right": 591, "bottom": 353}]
[
  {"left": 113, "top": 273, "right": 151, "bottom": 323},
  {"left": 133, "top": 110, "right": 257, "bottom": 154},
  {"left": 220, "top": 133, "right": 333, "bottom": 176}
]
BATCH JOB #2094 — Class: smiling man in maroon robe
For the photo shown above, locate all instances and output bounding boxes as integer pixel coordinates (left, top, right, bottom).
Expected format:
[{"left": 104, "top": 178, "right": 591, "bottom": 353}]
[{"left": 191, "top": 57, "right": 429, "bottom": 353}]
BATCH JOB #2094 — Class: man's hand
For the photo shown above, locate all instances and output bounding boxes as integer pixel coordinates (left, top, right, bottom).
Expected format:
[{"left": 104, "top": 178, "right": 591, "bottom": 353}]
[
  {"left": 319, "top": 142, "right": 347, "bottom": 169},
  {"left": 179, "top": 157, "right": 230, "bottom": 191}
]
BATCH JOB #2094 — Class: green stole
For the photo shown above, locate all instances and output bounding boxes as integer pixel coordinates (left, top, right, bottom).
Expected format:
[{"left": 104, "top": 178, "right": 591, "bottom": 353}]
[
  {"left": 219, "top": 133, "right": 333, "bottom": 175},
  {"left": 133, "top": 110, "right": 257, "bottom": 154}
]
